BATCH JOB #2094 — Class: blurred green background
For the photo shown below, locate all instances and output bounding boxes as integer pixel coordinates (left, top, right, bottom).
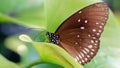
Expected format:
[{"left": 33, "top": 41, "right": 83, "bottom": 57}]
[{"left": 0, "top": 0, "right": 120, "bottom": 68}]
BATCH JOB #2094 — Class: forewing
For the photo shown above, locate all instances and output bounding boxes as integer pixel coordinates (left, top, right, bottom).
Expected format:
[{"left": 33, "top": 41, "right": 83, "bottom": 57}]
[{"left": 56, "top": 2, "right": 109, "bottom": 38}]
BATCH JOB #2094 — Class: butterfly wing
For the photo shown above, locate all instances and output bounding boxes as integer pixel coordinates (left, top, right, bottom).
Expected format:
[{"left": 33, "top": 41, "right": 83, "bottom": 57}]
[{"left": 56, "top": 2, "right": 109, "bottom": 64}]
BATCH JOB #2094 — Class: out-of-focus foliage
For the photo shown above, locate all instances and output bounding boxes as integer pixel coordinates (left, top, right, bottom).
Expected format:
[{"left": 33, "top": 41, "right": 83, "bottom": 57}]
[
  {"left": 0, "top": 54, "right": 19, "bottom": 68},
  {"left": 104, "top": 0, "right": 120, "bottom": 25},
  {"left": 0, "top": 0, "right": 45, "bottom": 28},
  {"left": 115, "top": 13, "right": 120, "bottom": 25}
]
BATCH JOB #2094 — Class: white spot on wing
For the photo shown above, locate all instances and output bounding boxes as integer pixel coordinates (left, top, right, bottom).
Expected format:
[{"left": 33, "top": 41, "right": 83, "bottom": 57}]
[
  {"left": 82, "top": 60, "right": 85, "bottom": 63},
  {"left": 91, "top": 52, "right": 94, "bottom": 55},
  {"left": 96, "top": 33, "right": 100, "bottom": 36},
  {"left": 95, "top": 40, "right": 98, "bottom": 43},
  {"left": 96, "top": 22, "right": 99, "bottom": 25},
  {"left": 85, "top": 20, "right": 88, "bottom": 23},
  {"left": 80, "top": 26, "right": 85, "bottom": 29},
  {"left": 99, "top": 25, "right": 103, "bottom": 28},
  {"left": 84, "top": 48, "right": 89, "bottom": 53},
  {"left": 90, "top": 40, "right": 94, "bottom": 43},
  {"left": 78, "top": 54, "right": 82, "bottom": 59},
  {"left": 105, "top": 17, "right": 107, "bottom": 20},
  {"left": 79, "top": 11, "right": 82, "bottom": 14},
  {"left": 91, "top": 49, "right": 95, "bottom": 51},
  {"left": 80, "top": 52, "right": 84, "bottom": 57},
  {"left": 92, "top": 37, "right": 96, "bottom": 39},
  {"left": 77, "top": 35, "right": 80, "bottom": 38},
  {"left": 98, "top": 30, "right": 102, "bottom": 33},
  {"left": 75, "top": 56, "right": 79, "bottom": 61},
  {"left": 78, "top": 19, "right": 81, "bottom": 22},
  {"left": 75, "top": 42, "right": 78, "bottom": 45},
  {"left": 87, "top": 55, "right": 90, "bottom": 58},
  {"left": 88, "top": 34, "right": 91, "bottom": 37},
  {"left": 95, "top": 43, "right": 97, "bottom": 45},
  {"left": 92, "top": 29, "right": 96, "bottom": 32},
  {"left": 83, "top": 50, "right": 87, "bottom": 54},
  {"left": 88, "top": 45, "right": 93, "bottom": 48},
  {"left": 85, "top": 58, "right": 88, "bottom": 61},
  {"left": 101, "top": 23, "right": 104, "bottom": 25}
]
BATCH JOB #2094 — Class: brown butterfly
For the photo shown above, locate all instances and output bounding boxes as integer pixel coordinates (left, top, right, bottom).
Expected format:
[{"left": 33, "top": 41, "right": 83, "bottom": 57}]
[{"left": 46, "top": 2, "right": 109, "bottom": 65}]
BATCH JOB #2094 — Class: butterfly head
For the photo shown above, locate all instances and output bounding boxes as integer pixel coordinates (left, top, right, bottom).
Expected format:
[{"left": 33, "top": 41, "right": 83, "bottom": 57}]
[{"left": 46, "top": 32, "right": 60, "bottom": 45}]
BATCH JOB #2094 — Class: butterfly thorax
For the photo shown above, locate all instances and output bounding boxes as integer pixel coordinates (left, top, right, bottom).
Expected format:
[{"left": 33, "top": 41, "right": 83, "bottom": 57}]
[{"left": 46, "top": 32, "right": 60, "bottom": 44}]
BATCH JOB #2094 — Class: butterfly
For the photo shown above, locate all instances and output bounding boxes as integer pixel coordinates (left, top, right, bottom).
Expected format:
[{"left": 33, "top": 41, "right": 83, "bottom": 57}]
[{"left": 46, "top": 2, "right": 109, "bottom": 65}]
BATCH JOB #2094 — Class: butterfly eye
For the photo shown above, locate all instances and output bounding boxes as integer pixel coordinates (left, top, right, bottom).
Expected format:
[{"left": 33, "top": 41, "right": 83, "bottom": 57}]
[{"left": 47, "top": 2, "right": 109, "bottom": 65}]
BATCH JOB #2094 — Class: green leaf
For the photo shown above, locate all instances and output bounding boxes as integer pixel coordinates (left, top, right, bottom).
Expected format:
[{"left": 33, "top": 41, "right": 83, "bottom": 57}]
[
  {"left": 19, "top": 34, "right": 83, "bottom": 68},
  {"left": 0, "top": 54, "right": 20, "bottom": 68},
  {"left": 32, "top": 42, "right": 83, "bottom": 68}
]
